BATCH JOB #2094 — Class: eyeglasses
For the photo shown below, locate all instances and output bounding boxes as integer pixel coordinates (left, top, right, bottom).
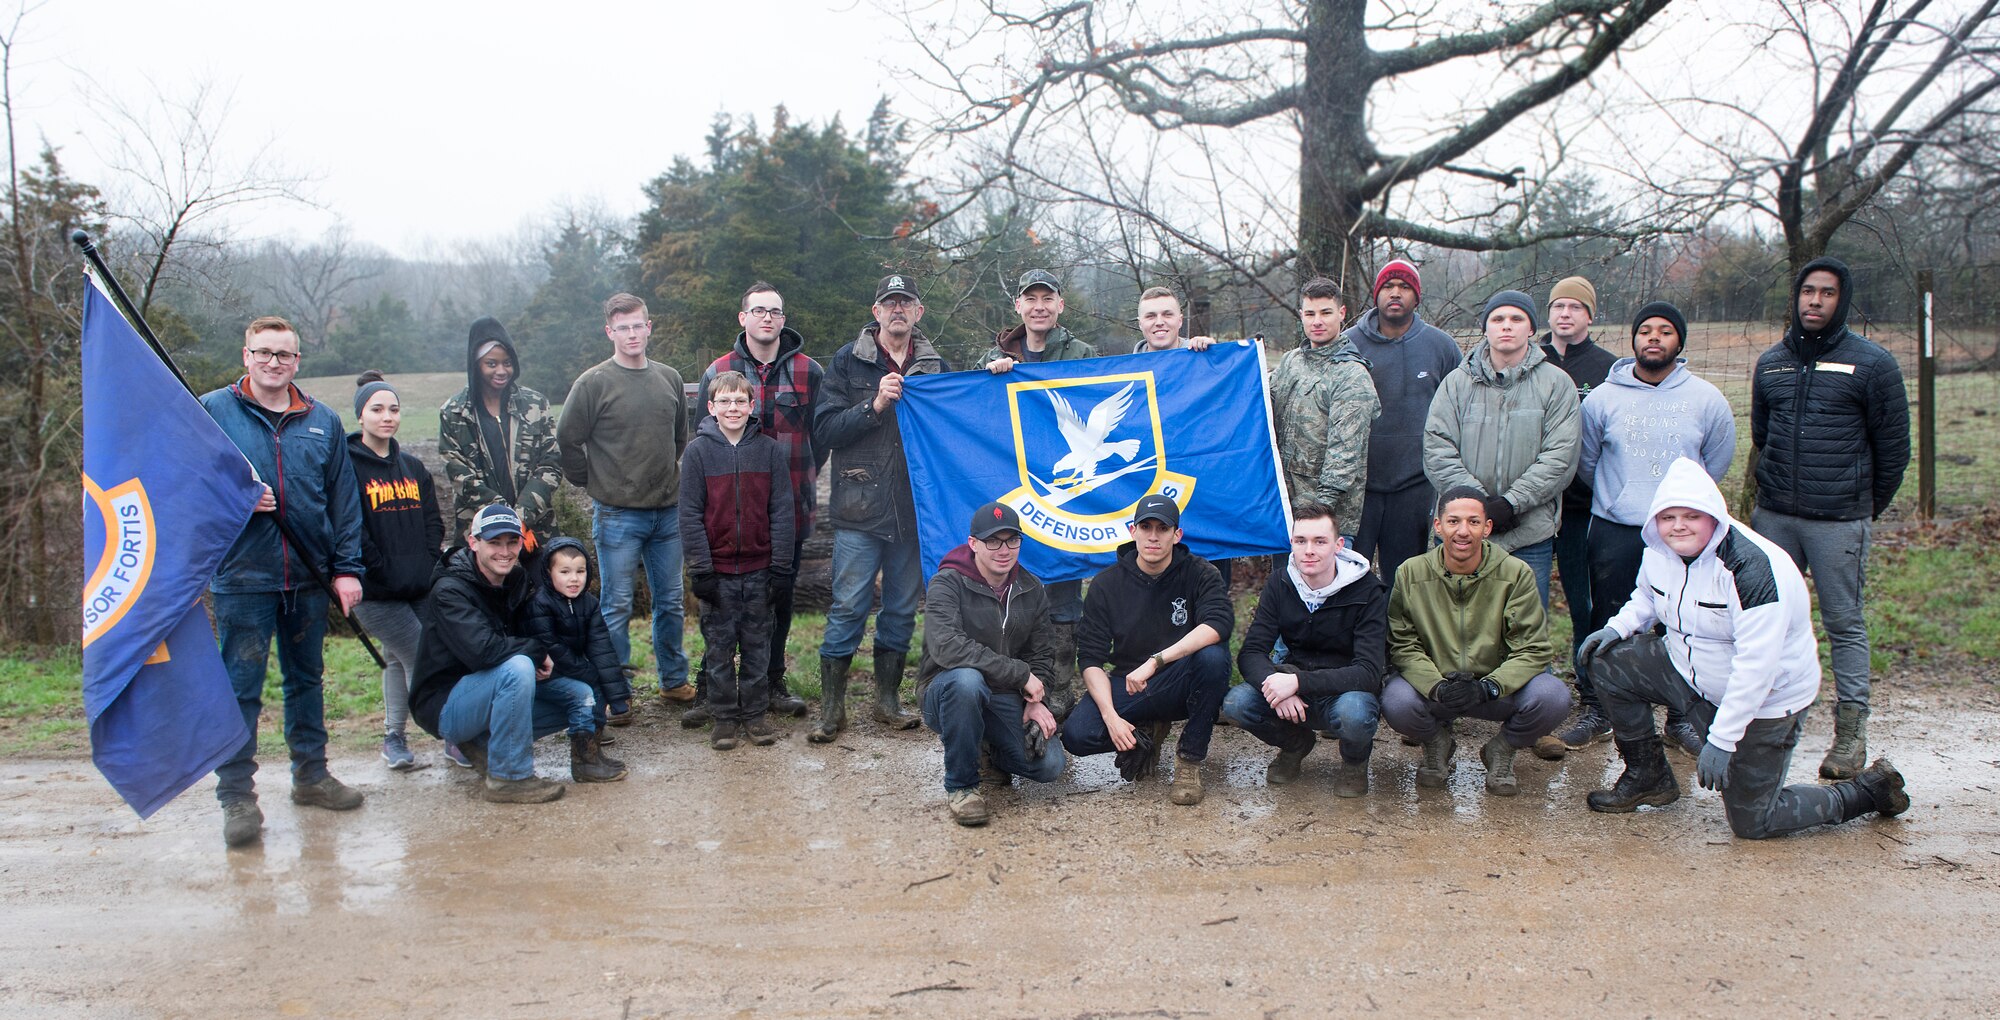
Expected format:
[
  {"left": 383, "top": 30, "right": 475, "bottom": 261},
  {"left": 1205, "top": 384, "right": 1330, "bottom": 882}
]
[
  {"left": 745, "top": 306, "right": 786, "bottom": 319},
  {"left": 608, "top": 320, "right": 654, "bottom": 336},
  {"left": 246, "top": 348, "right": 300, "bottom": 365},
  {"left": 710, "top": 396, "right": 752, "bottom": 407},
  {"left": 980, "top": 535, "right": 1023, "bottom": 549},
  {"left": 877, "top": 297, "right": 916, "bottom": 311}
]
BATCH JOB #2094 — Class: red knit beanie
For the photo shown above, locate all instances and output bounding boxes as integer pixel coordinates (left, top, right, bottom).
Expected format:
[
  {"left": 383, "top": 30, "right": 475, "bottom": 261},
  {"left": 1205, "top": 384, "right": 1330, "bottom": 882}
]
[{"left": 1373, "top": 259, "right": 1421, "bottom": 302}]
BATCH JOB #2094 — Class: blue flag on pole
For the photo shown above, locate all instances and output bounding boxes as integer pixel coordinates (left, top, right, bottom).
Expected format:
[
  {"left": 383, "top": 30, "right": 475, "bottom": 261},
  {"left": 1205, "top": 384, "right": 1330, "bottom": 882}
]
[
  {"left": 81, "top": 274, "right": 261, "bottom": 818},
  {"left": 899, "top": 342, "right": 1292, "bottom": 583}
]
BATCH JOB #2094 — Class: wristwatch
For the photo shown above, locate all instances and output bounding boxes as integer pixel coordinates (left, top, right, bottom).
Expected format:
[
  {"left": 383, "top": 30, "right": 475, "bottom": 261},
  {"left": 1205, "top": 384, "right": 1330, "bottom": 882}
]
[{"left": 1150, "top": 653, "right": 1167, "bottom": 671}]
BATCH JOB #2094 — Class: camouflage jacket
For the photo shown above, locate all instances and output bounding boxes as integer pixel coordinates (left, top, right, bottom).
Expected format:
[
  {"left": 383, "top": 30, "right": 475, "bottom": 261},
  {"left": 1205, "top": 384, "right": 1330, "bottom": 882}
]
[
  {"left": 438, "top": 385, "right": 563, "bottom": 546},
  {"left": 1269, "top": 341, "right": 1380, "bottom": 532}
]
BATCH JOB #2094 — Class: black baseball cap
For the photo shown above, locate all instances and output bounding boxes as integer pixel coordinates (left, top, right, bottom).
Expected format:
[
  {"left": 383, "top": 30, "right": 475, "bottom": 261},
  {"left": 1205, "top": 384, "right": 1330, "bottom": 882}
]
[
  {"left": 875, "top": 273, "right": 920, "bottom": 303},
  {"left": 470, "top": 503, "right": 524, "bottom": 540},
  {"left": 1132, "top": 494, "right": 1180, "bottom": 528},
  {"left": 1017, "top": 269, "right": 1061, "bottom": 296},
  {"left": 969, "top": 501, "right": 1022, "bottom": 540}
]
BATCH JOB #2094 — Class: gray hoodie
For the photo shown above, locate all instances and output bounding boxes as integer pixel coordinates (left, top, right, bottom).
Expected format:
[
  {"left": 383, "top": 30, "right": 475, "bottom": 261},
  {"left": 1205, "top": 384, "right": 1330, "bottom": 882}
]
[
  {"left": 1338, "top": 309, "right": 1463, "bottom": 494},
  {"left": 1421, "top": 340, "right": 1581, "bottom": 550},
  {"left": 1579, "top": 358, "right": 1737, "bottom": 526}
]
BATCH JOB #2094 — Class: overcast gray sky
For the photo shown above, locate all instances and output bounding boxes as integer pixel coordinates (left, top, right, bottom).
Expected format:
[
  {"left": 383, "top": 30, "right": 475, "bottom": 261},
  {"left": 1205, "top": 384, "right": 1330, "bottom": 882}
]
[{"left": 11, "top": 0, "right": 908, "bottom": 256}]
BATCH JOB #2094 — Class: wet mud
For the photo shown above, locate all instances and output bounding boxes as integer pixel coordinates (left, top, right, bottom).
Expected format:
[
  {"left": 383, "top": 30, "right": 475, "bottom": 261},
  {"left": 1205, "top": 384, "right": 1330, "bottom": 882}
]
[{"left": 1, "top": 681, "right": 1996, "bottom": 1018}]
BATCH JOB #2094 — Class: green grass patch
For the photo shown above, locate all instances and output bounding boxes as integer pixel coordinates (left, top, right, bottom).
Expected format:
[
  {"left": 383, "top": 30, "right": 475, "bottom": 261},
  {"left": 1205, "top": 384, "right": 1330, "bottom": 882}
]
[{"left": 1865, "top": 512, "right": 2000, "bottom": 671}]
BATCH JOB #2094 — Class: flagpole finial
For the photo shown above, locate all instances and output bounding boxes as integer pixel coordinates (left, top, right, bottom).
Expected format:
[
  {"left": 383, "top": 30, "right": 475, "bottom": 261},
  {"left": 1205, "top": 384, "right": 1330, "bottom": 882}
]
[{"left": 70, "top": 228, "right": 91, "bottom": 246}]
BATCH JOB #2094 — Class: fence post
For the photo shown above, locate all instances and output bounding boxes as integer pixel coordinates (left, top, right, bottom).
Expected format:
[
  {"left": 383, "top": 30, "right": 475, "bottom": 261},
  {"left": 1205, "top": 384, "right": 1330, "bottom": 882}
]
[{"left": 1918, "top": 269, "right": 1936, "bottom": 522}]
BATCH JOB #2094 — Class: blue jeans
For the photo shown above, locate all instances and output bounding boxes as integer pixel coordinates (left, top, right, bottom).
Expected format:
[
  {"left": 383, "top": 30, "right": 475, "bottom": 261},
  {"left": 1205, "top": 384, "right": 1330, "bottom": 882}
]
[
  {"left": 1060, "top": 644, "right": 1232, "bottom": 762},
  {"left": 921, "top": 667, "right": 1068, "bottom": 792},
  {"left": 436, "top": 656, "right": 580, "bottom": 781},
  {"left": 1508, "top": 537, "right": 1554, "bottom": 610},
  {"left": 212, "top": 589, "right": 330, "bottom": 804},
  {"left": 593, "top": 501, "right": 688, "bottom": 690},
  {"left": 541, "top": 676, "right": 601, "bottom": 736},
  {"left": 819, "top": 529, "right": 922, "bottom": 658},
  {"left": 1220, "top": 683, "right": 1380, "bottom": 763}
]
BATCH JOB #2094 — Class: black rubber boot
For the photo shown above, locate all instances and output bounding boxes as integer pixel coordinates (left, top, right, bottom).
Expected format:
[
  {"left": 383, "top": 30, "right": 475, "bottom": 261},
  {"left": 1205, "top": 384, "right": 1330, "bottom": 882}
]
[
  {"left": 680, "top": 681, "right": 712, "bottom": 729},
  {"left": 1839, "top": 757, "right": 1910, "bottom": 821},
  {"left": 1587, "top": 736, "right": 1680, "bottom": 813},
  {"left": 871, "top": 649, "right": 918, "bottom": 729},
  {"left": 570, "top": 732, "right": 628, "bottom": 783},
  {"left": 807, "top": 655, "right": 851, "bottom": 744},
  {"left": 767, "top": 675, "right": 809, "bottom": 718}
]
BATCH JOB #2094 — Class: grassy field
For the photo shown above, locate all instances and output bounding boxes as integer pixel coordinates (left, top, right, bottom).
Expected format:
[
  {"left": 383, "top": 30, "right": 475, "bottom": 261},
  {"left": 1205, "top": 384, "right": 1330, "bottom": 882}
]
[{"left": 292, "top": 371, "right": 472, "bottom": 444}]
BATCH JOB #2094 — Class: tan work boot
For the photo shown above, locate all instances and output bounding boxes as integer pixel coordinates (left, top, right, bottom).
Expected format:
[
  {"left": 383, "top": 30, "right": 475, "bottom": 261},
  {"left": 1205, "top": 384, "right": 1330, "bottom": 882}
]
[
  {"left": 482, "top": 776, "right": 564, "bottom": 803},
  {"left": 1481, "top": 735, "right": 1519, "bottom": 796},
  {"left": 1416, "top": 732, "right": 1456, "bottom": 789},
  {"left": 948, "top": 788, "right": 990, "bottom": 826},
  {"left": 1169, "top": 756, "right": 1204, "bottom": 805}
]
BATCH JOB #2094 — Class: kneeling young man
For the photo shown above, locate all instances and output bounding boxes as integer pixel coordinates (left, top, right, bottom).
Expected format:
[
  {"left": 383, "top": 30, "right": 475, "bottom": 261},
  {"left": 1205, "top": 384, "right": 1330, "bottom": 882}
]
[
  {"left": 1579, "top": 458, "right": 1909, "bottom": 837},
  {"left": 918, "top": 502, "right": 1068, "bottom": 826},
  {"left": 1225, "top": 499, "right": 1387, "bottom": 796},
  {"left": 1060, "top": 494, "right": 1233, "bottom": 805},
  {"left": 1383, "top": 487, "right": 1570, "bottom": 795}
]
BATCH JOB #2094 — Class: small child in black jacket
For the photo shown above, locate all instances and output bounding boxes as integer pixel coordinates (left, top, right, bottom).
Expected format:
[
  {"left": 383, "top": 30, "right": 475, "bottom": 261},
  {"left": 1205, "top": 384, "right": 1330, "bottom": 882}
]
[{"left": 521, "top": 537, "right": 633, "bottom": 772}]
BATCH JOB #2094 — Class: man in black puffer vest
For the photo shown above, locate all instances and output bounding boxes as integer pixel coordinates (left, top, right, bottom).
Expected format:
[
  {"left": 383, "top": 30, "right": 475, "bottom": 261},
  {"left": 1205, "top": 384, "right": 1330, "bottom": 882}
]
[{"left": 1750, "top": 256, "right": 1910, "bottom": 781}]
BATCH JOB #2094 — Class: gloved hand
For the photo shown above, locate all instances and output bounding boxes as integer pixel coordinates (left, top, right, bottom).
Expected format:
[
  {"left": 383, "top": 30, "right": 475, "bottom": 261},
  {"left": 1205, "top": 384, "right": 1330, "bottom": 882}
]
[
  {"left": 770, "top": 569, "right": 797, "bottom": 596},
  {"left": 690, "top": 571, "right": 721, "bottom": 603},
  {"left": 1482, "top": 496, "right": 1517, "bottom": 534},
  {"left": 1575, "top": 627, "right": 1621, "bottom": 669},
  {"left": 1431, "top": 673, "right": 1481, "bottom": 714},
  {"left": 1696, "top": 741, "right": 1733, "bottom": 791}
]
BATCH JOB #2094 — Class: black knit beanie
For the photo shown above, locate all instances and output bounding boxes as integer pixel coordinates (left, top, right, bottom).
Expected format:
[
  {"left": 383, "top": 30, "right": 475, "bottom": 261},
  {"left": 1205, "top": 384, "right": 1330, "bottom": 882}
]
[{"left": 1630, "top": 301, "right": 1689, "bottom": 348}]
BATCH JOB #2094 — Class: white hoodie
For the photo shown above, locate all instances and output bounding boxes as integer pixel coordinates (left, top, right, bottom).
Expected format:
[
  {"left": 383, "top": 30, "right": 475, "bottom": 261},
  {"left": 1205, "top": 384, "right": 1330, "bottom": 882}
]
[
  {"left": 1288, "top": 545, "right": 1374, "bottom": 611},
  {"left": 1604, "top": 458, "right": 1821, "bottom": 751}
]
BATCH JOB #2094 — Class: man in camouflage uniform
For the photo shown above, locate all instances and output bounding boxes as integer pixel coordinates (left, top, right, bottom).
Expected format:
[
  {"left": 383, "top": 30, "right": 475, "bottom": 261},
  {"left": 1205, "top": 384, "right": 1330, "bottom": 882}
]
[
  {"left": 439, "top": 317, "right": 563, "bottom": 548},
  {"left": 1271, "top": 277, "right": 1379, "bottom": 539}
]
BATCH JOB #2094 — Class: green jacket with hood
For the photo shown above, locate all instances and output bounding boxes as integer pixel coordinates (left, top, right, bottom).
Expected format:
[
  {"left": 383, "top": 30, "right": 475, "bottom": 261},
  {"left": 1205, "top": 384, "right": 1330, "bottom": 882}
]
[
  {"left": 979, "top": 324, "right": 1098, "bottom": 367},
  {"left": 1421, "top": 340, "right": 1581, "bottom": 551},
  {"left": 1387, "top": 540, "right": 1553, "bottom": 697},
  {"left": 438, "top": 317, "right": 563, "bottom": 546}
]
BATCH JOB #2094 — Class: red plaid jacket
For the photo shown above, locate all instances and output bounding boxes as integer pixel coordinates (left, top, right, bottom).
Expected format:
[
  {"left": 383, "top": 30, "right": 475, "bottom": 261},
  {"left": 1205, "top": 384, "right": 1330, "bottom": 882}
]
[{"left": 701, "top": 327, "right": 826, "bottom": 543}]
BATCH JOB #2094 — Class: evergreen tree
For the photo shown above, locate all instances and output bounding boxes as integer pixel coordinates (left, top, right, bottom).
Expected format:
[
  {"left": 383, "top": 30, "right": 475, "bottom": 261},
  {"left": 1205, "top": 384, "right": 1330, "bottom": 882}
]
[{"left": 512, "top": 217, "right": 631, "bottom": 400}]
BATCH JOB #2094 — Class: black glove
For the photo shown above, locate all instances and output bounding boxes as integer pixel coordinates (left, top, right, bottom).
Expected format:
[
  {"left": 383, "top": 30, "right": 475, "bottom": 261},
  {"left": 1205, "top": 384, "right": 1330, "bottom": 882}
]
[
  {"left": 1430, "top": 671, "right": 1480, "bottom": 713},
  {"left": 690, "top": 571, "right": 721, "bottom": 603},
  {"left": 769, "top": 569, "right": 797, "bottom": 596},
  {"left": 1482, "top": 496, "right": 1518, "bottom": 534}
]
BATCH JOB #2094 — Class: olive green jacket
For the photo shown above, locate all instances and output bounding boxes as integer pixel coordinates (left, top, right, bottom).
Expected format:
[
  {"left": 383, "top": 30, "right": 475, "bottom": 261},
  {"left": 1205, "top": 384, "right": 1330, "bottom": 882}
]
[{"left": 1387, "top": 541, "right": 1553, "bottom": 697}]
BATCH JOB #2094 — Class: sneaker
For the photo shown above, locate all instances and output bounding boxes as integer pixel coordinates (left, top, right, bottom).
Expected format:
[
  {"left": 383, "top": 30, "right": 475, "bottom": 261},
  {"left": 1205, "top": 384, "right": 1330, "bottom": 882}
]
[
  {"left": 291, "top": 775, "right": 364, "bottom": 811},
  {"left": 381, "top": 732, "right": 416, "bottom": 771},
  {"left": 444, "top": 742, "right": 473, "bottom": 769},
  {"left": 1665, "top": 721, "right": 1704, "bottom": 758},
  {"left": 659, "top": 683, "right": 697, "bottom": 704},
  {"left": 221, "top": 799, "right": 263, "bottom": 848},
  {"left": 711, "top": 720, "right": 742, "bottom": 751},
  {"left": 481, "top": 776, "right": 564, "bottom": 804},
  {"left": 745, "top": 716, "right": 778, "bottom": 746},
  {"left": 947, "top": 788, "right": 989, "bottom": 826}
]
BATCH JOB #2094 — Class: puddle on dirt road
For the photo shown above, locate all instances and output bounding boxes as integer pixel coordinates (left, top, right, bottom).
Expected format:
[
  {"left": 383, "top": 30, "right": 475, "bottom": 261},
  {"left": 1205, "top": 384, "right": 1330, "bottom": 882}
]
[{"left": 1, "top": 694, "right": 1995, "bottom": 1017}]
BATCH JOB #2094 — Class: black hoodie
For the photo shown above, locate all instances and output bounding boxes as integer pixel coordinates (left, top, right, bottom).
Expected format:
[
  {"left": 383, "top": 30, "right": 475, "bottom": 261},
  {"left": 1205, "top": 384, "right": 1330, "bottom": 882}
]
[
  {"left": 1750, "top": 256, "right": 1911, "bottom": 521},
  {"left": 1077, "top": 542, "right": 1234, "bottom": 676},
  {"left": 345, "top": 433, "right": 444, "bottom": 601},
  {"left": 519, "top": 537, "right": 630, "bottom": 705},
  {"left": 465, "top": 317, "right": 521, "bottom": 504},
  {"left": 409, "top": 546, "right": 544, "bottom": 737}
]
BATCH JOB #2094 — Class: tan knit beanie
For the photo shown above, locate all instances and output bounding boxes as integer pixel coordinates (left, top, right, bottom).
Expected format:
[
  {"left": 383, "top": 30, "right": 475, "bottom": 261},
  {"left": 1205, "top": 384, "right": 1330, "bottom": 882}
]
[{"left": 1549, "top": 276, "right": 1597, "bottom": 317}]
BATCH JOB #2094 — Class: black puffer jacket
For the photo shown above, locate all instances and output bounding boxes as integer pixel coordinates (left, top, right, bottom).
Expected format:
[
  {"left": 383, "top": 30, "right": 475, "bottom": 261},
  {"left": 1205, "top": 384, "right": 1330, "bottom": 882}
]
[
  {"left": 1751, "top": 257, "right": 1911, "bottom": 521},
  {"left": 408, "top": 547, "right": 544, "bottom": 738},
  {"left": 811, "top": 323, "right": 950, "bottom": 542},
  {"left": 519, "top": 537, "right": 630, "bottom": 705}
]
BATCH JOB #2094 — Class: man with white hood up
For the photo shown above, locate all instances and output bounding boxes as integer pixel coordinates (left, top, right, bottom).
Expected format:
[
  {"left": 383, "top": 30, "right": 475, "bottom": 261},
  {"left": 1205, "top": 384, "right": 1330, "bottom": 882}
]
[
  {"left": 1578, "top": 458, "right": 1910, "bottom": 838},
  {"left": 1223, "top": 499, "right": 1388, "bottom": 798}
]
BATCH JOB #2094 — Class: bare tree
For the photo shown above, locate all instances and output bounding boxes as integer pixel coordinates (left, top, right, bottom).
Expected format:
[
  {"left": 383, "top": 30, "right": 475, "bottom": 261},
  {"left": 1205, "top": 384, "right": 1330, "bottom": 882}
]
[
  {"left": 901, "top": 0, "right": 1684, "bottom": 301},
  {"left": 1705, "top": 0, "right": 2000, "bottom": 274},
  {"left": 259, "top": 226, "right": 384, "bottom": 350},
  {"left": 81, "top": 75, "right": 315, "bottom": 313}
]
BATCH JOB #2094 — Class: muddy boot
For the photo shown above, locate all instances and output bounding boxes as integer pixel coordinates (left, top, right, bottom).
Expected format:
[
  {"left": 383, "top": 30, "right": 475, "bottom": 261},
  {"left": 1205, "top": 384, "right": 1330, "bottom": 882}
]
[
  {"left": 1416, "top": 731, "right": 1456, "bottom": 789},
  {"left": 1837, "top": 757, "right": 1910, "bottom": 821},
  {"left": 1169, "top": 756, "right": 1204, "bottom": 805},
  {"left": 808, "top": 655, "right": 851, "bottom": 744},
  {"left": 1333, "top": 759, "right": 1369, "bottom": 799},
  {"left": 767, "top": 675, "right": 809, "bottom": 718},
  {"left": 1820, "top": 702, "right": 1868, "bottom": 780},
  {"left": 570, "top": 732, "right": 628, "bottom": 783},
  {"left": 459, "top": 740, "right": 488, "bottom": 778},
  {"left": 482, "top": 775, "right": 565, "bottom": 804},
  {"left": 744, "top": 715, "right": 778, "bottom": 746},
  {"left": 948, "top": 788, "right": 990, "bottom": 826},
  {"left": 680, "top": 683, "right": 712, "bottom": 729},
  {"left": 978, "top": 745, "right": 1012, "bottom": 789},
  {"left": 1266, "top": 735, "right": 1314, "bottom": 786},
  {"left": 870, "top": 649, "right": 918, "bottom": 729},
  {"left": 291, "top": 775, "right": 365, "bottom": 811},
  {"left": 711, "top": 720, "right": 742, "bottom": 751},
  {"left": 1586, "top": 736, "right": 1680, "bottom": 813},
  {"left": 221, "top": 798, "right": 263, "bottom": 848},
  {"left": 594, "top": 721, "right": 618, "bottom": 748},
  {"left": 1481, "top": 736, "right": 1519, "bottom": 797}
]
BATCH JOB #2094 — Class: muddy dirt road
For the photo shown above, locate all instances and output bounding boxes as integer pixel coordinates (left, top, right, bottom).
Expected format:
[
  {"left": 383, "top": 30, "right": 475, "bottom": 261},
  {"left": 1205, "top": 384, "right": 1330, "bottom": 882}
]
[{"left": 2, "top": 680, "right": 1996, "bottom": 1019}]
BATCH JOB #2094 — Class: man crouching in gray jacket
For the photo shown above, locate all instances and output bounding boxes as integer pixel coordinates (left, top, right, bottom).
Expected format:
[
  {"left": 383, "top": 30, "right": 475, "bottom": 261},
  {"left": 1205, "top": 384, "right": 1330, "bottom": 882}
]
[{"left": 918, "top": 501, "right": 1067, "bottom": 826}]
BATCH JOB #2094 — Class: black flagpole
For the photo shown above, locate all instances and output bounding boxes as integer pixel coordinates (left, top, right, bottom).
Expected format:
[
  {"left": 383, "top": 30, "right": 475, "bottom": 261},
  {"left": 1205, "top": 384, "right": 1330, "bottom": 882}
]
[{"left": 71, "top": 230, "right": 386, "bottom": 669}]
